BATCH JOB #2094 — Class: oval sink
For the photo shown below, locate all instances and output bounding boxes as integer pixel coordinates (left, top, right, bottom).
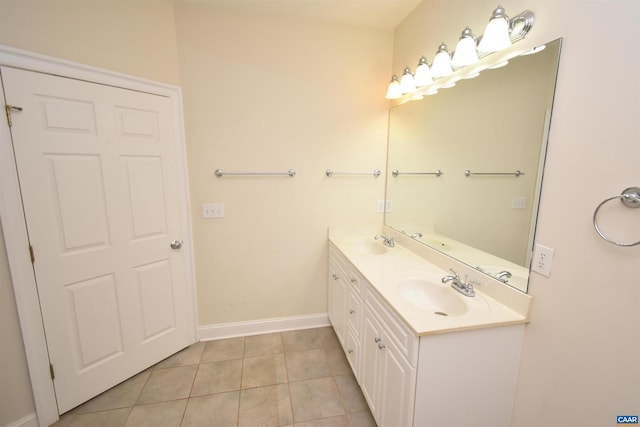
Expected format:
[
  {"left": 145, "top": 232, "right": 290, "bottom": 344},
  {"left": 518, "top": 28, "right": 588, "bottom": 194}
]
[
  {"left": 397, "top": 278, "right": 467, "bottom": 316},
  {"left": 349, "top": 241, "right": 388, "bottom": 255}
]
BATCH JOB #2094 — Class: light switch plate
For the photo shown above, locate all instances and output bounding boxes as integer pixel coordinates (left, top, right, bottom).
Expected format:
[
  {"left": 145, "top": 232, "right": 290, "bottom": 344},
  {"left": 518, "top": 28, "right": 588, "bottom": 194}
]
[{"left": 202, "top": 203, "right": 224, "bottom": 219}]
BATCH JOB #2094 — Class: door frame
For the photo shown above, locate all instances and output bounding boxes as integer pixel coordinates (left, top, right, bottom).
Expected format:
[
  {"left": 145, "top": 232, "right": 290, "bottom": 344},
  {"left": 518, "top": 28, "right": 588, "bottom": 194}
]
[{"left": 0, "top": 45, "right": 198, "bottom": 427}]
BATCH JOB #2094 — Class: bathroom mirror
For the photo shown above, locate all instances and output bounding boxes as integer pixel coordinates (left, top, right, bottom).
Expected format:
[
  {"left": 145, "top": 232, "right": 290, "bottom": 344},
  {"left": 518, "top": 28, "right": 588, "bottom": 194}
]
[{"left": 385, "top": 38, "right": 562, "bottom": 293}]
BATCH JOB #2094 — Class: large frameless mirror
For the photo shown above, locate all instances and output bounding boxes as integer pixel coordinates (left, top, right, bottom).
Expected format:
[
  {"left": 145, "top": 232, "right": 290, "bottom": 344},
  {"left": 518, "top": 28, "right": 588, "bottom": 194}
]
[{"left": 385, "top": 38, "right": 562, "bottom": 293}]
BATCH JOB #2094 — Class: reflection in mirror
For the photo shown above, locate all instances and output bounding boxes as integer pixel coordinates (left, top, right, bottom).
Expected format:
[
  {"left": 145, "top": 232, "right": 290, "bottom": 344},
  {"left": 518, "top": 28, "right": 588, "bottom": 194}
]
[{"left": 385, "top": 38, "right": 562, "bottom": 293}]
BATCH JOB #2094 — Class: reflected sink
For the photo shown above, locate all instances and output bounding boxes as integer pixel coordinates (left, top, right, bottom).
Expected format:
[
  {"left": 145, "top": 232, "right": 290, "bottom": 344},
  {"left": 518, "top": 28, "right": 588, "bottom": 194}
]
[
  {"left": 397, "top": 278, "right": 467, "bottom": 316},
  {"left": 349, "top": 241, "right": 388, "bottom": 255}
]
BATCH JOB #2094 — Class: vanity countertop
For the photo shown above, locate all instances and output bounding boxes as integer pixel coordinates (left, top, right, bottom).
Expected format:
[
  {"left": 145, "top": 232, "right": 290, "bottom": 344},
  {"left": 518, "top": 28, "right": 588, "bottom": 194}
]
[{"left": 329, "top": 227, "right": 532, "bottom": 336}]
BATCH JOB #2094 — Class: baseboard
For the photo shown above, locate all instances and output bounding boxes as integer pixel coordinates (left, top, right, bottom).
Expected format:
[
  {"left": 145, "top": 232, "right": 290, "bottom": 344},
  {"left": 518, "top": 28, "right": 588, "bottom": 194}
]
[
  {"left": 5, "top": 412, "right": 38, "bottom": 427},
  {"left": 198, "top": 313, "right": 331, "bottom": 341}
]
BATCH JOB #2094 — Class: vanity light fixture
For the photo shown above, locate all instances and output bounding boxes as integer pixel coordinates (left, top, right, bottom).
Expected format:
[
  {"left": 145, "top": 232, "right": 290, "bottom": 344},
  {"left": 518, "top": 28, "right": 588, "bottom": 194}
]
[
  {"left": 477, "top": 5, "right": 511, "bottom": 53},
  {"left": 385, "top": 74, "right": 403, "bottom": 99},
  {"left": 400, "top": 66, "right": 417, "bottom": 94},
  {"left": 413, "top": 56, "right": 433, "bottom": 87},
  {"left": 430, "top": 43, "right": 453, "bottom": 79},
  {"left": 384, "top": 5, "right": 535, "bottom": 100},
  {"left": 451, "top": 27, "right": 479, "bottom": 68}
]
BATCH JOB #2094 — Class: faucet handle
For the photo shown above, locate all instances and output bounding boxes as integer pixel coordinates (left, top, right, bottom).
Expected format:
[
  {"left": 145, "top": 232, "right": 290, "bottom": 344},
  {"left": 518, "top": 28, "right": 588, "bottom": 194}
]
[{"left": 448, "top": 269, "right": 460, "bottom": 280}]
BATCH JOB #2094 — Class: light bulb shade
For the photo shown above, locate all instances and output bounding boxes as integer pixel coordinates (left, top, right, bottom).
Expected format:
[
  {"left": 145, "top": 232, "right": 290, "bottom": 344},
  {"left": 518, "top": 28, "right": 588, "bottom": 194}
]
[
  {"left": 431, "top": 43, "right": 453, "bottom": 79},
  {"left": 385, "top": 75, "right": 403, "bottom": 99},
  {"left": 451, "top": 27, "right": 479, "bottom": 68},
  {"left": 478, "top": 6, "right": 512, "bottom": 53},
  {"left": 413, "top": 56, "right": 433, "bottom": 87},
  {"left": 399, "top": 66, "right": 416, "bottom": 94}
]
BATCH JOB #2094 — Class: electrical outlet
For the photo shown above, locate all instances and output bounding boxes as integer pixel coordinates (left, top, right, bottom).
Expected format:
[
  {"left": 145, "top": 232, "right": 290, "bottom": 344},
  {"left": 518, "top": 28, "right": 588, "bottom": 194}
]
[
  {"left": 376, "top": 200, "right": 385, "bottom": 213},
  {"left": 531, "top": 243, "right": 555, "bottom": 277},
  {"left": 512, "top": 196, "right": 526, "bottom": 209}
]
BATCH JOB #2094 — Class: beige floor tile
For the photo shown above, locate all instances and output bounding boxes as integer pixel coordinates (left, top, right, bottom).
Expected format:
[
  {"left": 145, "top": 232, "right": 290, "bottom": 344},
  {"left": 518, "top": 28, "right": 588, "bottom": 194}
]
[
  {"left": 283, "top": 329, "right": 322, "bottom": 352},
  {"left": 181, "top": 391, "right": 240, "bottom": 427},
  {"left": 242, "top": 353, "right": 288, "bottom": 389},
  {"left": 334, "top": 374, "right": 368, "bottom": 413},
  {"left": 190, "top": 359, "right": 243, "bottom": 396},
  {"left": 201, "top": 337, "right": 245, "bottom": 363},
  {"left": 324, "top": 346, "right": 351, "bottom": 376},
  {"left": 154, "top": 342, "right": 205, "bottom": 369},
  {"left": 285, "top": 349, "right": 331, "bottom": 382},
  {"left": 123, "top": 399, "right": 186, "bottom": 427},
  {"left": 244, "top": 333, "right": 284, "bottom": 357},
  {"left": 52, "top": 407, "right": 132, "bottom": 426},
  {"left": 289, "top": 377, "right": 345, "bottom": 423},
  {"left": 347, "top": 410, "right": 377, "bottom": 427},
  {"left": 136, "top": 365, "right": 197, "bottom": 405},
  {"left": 294, "top": 415, "right": 351, "bottom": 427},
  {"left": 74, "top": 369, "right": 151, "bottom": 414},
  {"left": 238, "top": 383, "right": 293, "bottom": 427}
]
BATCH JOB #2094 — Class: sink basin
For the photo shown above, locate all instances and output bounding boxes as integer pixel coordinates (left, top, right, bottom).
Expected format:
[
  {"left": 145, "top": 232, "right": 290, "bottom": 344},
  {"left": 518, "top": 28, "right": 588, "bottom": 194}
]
[
  {"left": 397, "top": 278, "right": 467, "bottom": 316},
  {"left": 349, "top": 240, "right": 388, "bottom": 255}
]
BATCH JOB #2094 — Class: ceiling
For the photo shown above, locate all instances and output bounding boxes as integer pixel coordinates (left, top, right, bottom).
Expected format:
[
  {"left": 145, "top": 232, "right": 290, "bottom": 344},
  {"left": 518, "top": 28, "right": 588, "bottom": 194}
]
[{"left": 175, "top": 0, "right": 423, "bottom": 30}]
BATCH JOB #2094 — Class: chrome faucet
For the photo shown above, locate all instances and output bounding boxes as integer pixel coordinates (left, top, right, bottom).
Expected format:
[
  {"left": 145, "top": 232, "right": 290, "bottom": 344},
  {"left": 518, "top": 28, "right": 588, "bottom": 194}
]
[
  {"left": 374, "top": 234, "right": 396, "bottom": 248},
  {"left": 441, "top": 269, "right": 476, "bottom": 297},
  {"left": 495, "top": 270, "right": 512, "bottom": 282}
]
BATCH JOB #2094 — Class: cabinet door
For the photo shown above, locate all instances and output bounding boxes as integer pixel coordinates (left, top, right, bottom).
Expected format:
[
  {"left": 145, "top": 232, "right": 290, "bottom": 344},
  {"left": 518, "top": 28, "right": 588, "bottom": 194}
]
[
  {"left": 360, "top": 306, "right": 383, "bottom": 420},
  {"left": 345, "top": 327, "right": 361, "bottom": 377},
  {"left": 328, "top": 260, "right": 346, "bottom": 345},
  {"left": 379, "top": 341, "right": 417, "bottom": 427}
]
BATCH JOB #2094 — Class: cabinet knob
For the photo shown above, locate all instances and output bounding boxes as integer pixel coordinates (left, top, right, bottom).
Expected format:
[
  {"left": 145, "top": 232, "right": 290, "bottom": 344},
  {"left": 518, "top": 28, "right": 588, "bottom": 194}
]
[
  {"left": 349, "top": 309, "right": 355, "bottom": 314},
  {"left": 332, "top": 274, "right": 338, "bottom": 280},
  {"left": 351, "top": 278, "right": 357, "bottom": 284},
  {"left": 378, "top": 343, "right": 386, "bottom": 350},
  {"left": 374, "top": 337, "right": 381, "bottom": 343},
  {"left": 348, "top": 349, "right": 354, "bottom": 354}
]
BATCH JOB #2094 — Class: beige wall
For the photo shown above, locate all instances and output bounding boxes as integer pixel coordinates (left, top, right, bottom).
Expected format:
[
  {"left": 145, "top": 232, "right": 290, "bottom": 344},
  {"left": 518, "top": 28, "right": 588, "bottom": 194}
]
[
  {"left": 174, "top": 2, "right": 390, "bottom": 325},
  {"left": 393, "top": 1, "right": 640, "bottom": 425},
  {"left": 0, "top": 0, "right": 181, "bottom": 85}
]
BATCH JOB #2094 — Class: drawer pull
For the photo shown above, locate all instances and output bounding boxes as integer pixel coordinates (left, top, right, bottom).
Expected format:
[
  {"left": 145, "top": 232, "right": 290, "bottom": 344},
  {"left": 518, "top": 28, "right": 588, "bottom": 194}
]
[
  {"left": 348, "top": 349, "right": 354, "bottom": 354},
  {"left": 374, "top": 337, "right": 381, "bottom": 343},
  {"left": 332, "top": 274, "right": 339, "bottom": 280},
  {"left": 378, "top": 343, "right": 386, "bottom": 350},
  {"left": 349, "top": 309, "right": 355, "bottom": 314},
  {"left": 351, "top": 278, "right": 357, "bottom": 283}
]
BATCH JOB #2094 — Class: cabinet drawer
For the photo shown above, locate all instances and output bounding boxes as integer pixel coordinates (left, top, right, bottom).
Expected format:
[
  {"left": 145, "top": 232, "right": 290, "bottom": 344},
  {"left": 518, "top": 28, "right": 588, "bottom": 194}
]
[
  {"left": 347, "top": 268, "right": 364, "bottom": 297},
  {"left": 365, "top": 286, "right": 418, "bottom": 367},
  {"left": 329, "top": 244, "right": 347, "bottom": 274}
]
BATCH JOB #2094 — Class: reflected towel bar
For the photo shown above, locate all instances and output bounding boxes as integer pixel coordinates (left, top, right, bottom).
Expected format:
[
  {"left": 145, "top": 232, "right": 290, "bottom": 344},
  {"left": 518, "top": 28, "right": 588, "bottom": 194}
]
[
  {"left": 464, "top": 170, "right": 524, "bottom": 177},
  {"left": 392, "top": 169, "right": 443, "bottom": 177},
  {"left": 215, "top": 169, "right": 296, "bottom": 177},
  {"left": 325, "top": 169, "right": 381, "bottom": 177}
]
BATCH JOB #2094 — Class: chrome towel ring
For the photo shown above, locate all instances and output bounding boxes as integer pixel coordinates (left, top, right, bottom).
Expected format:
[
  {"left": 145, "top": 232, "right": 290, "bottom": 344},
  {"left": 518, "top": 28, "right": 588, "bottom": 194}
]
[{"left": 593, "top": 187, "right": 640, "bottom": 247}]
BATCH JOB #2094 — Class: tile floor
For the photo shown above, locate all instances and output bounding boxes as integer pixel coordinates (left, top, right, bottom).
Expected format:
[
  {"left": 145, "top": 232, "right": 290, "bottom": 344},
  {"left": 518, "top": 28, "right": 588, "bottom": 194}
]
[{"left": 51, "top": 327, "right": 376, "bottom": 427}]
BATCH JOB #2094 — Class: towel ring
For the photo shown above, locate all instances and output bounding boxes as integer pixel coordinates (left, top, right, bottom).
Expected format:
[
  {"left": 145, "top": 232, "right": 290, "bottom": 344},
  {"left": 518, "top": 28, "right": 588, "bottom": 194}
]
[{"left": 592, "top": 186, "right": 640, "bottom": 247}]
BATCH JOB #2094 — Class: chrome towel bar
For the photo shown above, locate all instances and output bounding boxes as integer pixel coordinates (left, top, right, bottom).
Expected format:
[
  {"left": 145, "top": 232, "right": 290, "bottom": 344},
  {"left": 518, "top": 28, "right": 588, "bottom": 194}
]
[
  {"left": 593, "top": 186, "right": 640, "bottom": 247},
  {"left": 215, "top": 169, "right": 296, "bottom": 177},
  {"left": 325, "top": 169, "right": 381, "bottom": 177},
  {"left": 392, "top": 169, "right": 443, "bottom": 177},
  {"left": 464, "top": 170, "right": 524, "bottom": 177}
]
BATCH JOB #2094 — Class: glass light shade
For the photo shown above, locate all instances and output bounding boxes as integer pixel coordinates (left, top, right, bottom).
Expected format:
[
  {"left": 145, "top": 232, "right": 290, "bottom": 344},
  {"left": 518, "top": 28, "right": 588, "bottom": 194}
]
[
  {"left": 385, "top": 75, "right": 403, "bottom": 99},
  {"left": 478, "top": 6, "right": 512, "bottom": 53},
  {"left": 451, "top": 27, "right": 479, "bottom": 68},
  {"left": 413, "top": 56, "right": 433, "bottom": 87},
  {"left": 399, "top": 66, "right": 416, "bottom": 94},
  {"left": 431, "top": 43, "right": 453, "bottom": 79}
]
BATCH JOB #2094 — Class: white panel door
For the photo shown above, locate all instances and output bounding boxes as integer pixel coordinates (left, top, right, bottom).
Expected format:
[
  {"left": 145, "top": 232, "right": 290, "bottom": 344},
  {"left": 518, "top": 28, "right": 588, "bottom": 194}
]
[{"left": 1, "top": 66, "right": 194, "bottom": 413}]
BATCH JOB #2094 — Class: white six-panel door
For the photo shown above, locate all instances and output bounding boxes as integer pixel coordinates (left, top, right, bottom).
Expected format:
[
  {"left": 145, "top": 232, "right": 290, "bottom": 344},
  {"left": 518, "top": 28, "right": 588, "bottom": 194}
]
[{"left": 1, "top": 66, "right": 194, "bottom": 413}]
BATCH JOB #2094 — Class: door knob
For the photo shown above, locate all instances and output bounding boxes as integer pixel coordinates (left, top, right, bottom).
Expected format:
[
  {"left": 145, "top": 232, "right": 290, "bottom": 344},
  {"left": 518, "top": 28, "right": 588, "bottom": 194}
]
[{"left": 170, "top": 240, "right": 183, "bottom": 250}]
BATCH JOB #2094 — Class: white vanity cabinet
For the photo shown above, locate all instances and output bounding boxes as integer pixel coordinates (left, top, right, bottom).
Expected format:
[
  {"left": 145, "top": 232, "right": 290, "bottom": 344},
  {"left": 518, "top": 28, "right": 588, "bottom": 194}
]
[{"left": 328, "top": 242, "right": 526, "bottom": 427}]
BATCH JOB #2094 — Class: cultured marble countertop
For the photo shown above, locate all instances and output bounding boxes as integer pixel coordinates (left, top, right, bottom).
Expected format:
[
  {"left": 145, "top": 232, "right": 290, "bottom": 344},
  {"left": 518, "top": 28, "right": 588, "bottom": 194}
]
[{"left": 329, "top": 227, "right": 532, "bottom": 336}]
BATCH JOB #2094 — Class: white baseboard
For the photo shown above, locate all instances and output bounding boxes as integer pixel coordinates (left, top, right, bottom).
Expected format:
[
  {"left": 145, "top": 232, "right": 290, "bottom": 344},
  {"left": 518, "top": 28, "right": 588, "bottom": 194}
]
[
  {"left": 5, "top": 413, "right": 38, "bottom": 427},
  {"left": 198, "top": 313, "right": 331, "bottom": 341}
]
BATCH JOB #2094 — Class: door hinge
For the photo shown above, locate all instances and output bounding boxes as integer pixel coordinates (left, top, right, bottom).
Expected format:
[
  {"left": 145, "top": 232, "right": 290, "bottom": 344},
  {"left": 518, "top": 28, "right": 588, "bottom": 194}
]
[
  {"left": 29, "top": 245, "right": 35, "bottom": 263},
  {"left": 4, "top": 104, "right": 23, "bottom": 127},
  {"left": 49, "top": 363, "right": 55, "bottom": 381}
]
